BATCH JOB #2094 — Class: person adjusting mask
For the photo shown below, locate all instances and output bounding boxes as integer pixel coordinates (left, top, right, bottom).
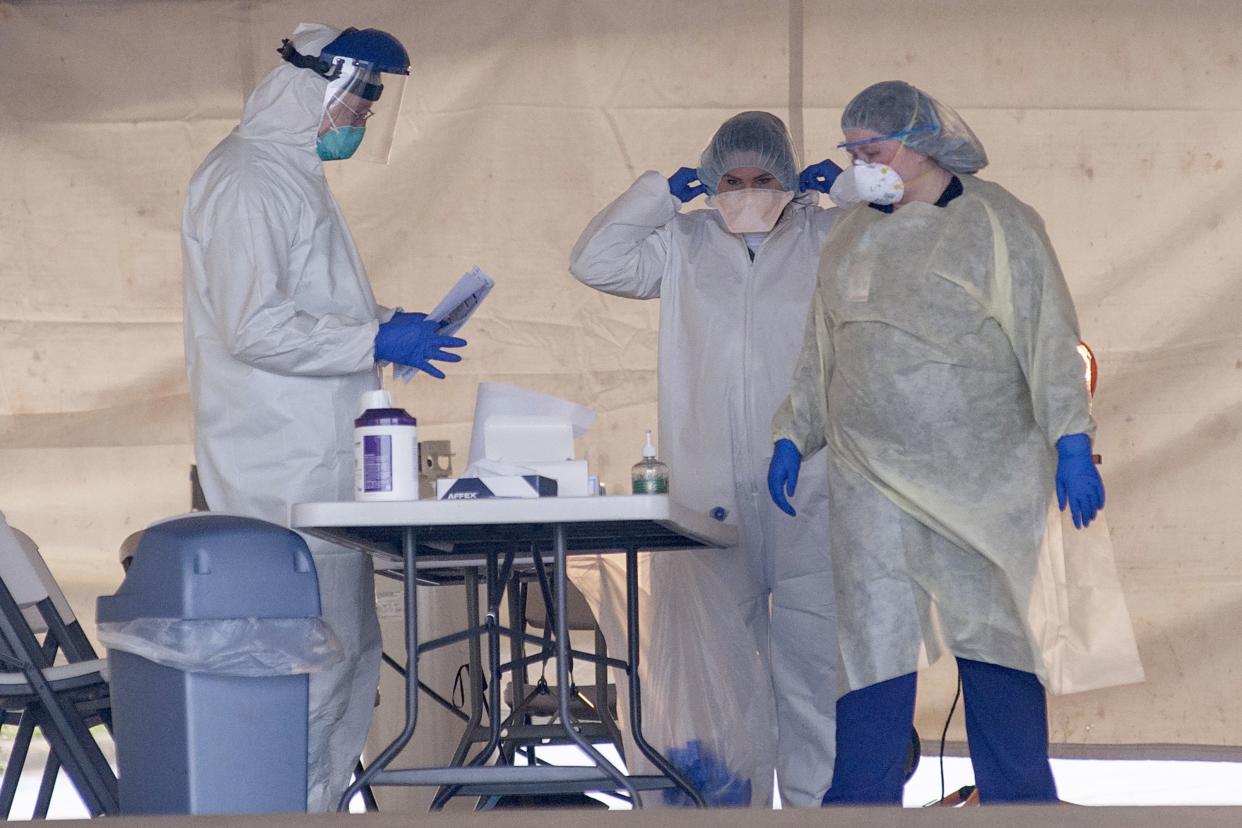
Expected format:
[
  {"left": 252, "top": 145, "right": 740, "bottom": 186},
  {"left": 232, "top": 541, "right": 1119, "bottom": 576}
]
[
  {"left": 709, "top": 188, "right": 795, "bottom": 234},
  {"left": 686, "top": 114, "right": 808, "bottom": 247},
  {"left": 181, "top": 22, "right": 464, "bottom": 812},
  {"left": 570, "top": 111, "right": 842, "bottom": 808}
]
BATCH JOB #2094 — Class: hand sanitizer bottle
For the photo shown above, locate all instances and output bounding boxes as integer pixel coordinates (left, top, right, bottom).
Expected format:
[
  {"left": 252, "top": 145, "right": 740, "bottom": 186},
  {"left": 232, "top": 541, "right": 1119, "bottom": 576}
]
[{"left": 631, "top": 430, "right": 669, "bottom": 495}]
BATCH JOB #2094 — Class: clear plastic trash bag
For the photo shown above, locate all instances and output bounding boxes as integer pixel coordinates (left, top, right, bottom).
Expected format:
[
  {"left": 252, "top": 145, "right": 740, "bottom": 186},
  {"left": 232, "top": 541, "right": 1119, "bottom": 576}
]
[
  {"left": 569, "top": 551, "right": 776, "bottom": 807},
  {"left": 96, "top": 617, "right": 345, "bottom": 677}
]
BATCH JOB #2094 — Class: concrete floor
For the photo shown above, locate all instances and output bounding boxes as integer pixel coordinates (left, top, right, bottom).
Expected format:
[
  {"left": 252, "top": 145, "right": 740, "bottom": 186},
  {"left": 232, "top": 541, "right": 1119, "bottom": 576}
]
[{"left": 11, "top": 731, "right": 1242, "bottom": 822}]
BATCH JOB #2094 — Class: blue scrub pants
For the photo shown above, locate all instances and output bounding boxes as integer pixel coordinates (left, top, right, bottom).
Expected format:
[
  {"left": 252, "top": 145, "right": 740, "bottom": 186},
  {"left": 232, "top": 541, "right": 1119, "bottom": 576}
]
[{"left": 822, "top": 658, "right": 1058, "bottom": 806}]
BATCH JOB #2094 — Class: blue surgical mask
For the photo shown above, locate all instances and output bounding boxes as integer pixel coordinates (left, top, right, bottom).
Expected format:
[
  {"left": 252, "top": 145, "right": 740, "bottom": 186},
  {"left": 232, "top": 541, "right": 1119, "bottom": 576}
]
[{"left": 316, "top": 126, "right": 366, "bottom": 161}]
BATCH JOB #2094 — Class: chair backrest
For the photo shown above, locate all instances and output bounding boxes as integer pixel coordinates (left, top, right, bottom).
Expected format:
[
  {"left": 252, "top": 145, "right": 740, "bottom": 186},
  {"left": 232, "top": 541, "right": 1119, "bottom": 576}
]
[
  {"left": 0, "top": 514, "right": 77, "bottom": 627},
  {"left": 0, "top": 513, "right": 98, "bottom": 661},
  {"left": 0, "top": 540, "right": 118, "bottom": 815},
  {"left": 524, "top": 577, "right": 600, "bottom": 632}
]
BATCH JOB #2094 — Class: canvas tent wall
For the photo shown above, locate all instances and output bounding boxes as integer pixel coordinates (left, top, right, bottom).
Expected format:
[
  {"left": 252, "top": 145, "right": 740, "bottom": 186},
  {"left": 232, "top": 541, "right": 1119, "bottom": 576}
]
[{"left": 1, "top": 1, "right": 1240, "bottom": 779}]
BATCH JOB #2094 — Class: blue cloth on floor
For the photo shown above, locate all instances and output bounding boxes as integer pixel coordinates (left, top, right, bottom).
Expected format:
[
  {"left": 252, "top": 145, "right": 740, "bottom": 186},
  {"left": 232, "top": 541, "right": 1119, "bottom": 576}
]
[{"left": 661, "top": 739, "right": 751, "bottom": 806}]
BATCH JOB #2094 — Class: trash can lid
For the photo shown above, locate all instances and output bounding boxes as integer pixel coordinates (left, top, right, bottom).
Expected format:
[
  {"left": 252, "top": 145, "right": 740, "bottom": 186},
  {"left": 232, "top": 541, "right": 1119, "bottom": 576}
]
[{"left": 97, "top": 515, "right": 321, "bottom": 622}]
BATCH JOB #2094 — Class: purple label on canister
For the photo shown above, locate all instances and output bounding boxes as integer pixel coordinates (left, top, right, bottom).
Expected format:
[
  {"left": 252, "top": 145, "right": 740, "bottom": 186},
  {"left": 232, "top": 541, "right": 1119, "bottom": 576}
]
[{"left": 363, "top": 434, "right": 393, "bottom": 492}]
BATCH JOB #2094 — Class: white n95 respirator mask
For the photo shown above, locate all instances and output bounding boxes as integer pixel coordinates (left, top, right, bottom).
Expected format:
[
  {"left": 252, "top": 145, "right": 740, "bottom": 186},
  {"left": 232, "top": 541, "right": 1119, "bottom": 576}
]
[
  {"left": 829, "top": 162, "right": 905, "bottom": 207},
  {"left": 709, "top": 188, "right": 795, "bottom": 233}
]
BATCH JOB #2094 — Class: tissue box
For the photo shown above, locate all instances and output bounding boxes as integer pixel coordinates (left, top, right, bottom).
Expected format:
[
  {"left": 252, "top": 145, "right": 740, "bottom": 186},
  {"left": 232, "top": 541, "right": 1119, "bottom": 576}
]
[
  {"left": 524, "top": 459, "right": 591, "bottom": 497},
  {"left": 436, "top": 475, "right": 558, "bottom": 500}
]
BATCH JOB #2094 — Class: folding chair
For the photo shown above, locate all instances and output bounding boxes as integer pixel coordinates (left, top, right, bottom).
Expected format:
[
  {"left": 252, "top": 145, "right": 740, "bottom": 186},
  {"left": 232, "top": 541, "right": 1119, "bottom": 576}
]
[
  {"left": 0, "top": 516, "right": 117, "bottom": 817},
  {"left": 427, "top": 571, "right": 622, "bottom": 811},
  {"left": 501, "top": 575, "right": 623, "bottom": 766}
]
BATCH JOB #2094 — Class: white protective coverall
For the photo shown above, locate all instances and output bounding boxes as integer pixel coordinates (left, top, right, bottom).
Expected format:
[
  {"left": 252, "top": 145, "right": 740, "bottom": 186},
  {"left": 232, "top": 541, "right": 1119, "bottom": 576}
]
[
  {"left": 570, "top": 170, "right": 838, "bottom": 806},
  {"left": 774, "top": 175, "right": 1102, "bottom": 692},
  {"left": 181, "top": 24, "right": 384, "bottom": 811}
]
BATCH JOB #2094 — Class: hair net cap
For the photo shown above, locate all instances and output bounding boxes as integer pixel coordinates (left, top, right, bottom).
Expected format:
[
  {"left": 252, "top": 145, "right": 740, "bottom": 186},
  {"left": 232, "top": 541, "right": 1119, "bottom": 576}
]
[
  {"left": 289, "top": 22, "right": 344, "bottom": 58},
  {"left": 841, "top": 81, "right": 988, "bottom": 174},
  {"left": 698, "top": 111, "right": 800, "bottom": 194}
]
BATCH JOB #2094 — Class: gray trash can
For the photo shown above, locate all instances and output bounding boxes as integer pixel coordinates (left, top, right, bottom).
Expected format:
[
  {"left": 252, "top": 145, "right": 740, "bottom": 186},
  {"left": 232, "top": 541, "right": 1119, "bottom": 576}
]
[{"left": 97, "top": 514, "right": 334, "bottom": 815}]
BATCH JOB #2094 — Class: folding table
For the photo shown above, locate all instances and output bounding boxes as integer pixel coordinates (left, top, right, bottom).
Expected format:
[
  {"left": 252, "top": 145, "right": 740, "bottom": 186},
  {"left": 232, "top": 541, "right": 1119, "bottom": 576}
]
[{"left": 290, "top": 494, "right": 736, "bottom": 810}]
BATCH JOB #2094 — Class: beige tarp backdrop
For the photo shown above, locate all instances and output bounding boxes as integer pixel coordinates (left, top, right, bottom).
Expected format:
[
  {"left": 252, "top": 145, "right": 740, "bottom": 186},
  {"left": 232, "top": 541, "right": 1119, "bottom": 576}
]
[{"left": 2, "top": 0, "right": 1240, "bottom": 778}]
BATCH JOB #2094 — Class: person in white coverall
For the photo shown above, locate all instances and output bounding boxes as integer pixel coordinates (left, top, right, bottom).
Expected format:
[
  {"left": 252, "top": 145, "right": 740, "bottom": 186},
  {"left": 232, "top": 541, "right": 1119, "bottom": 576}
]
[
  {"left": 181, "top": 23, "right": 465, "bottom": 811},
  {"left": 569, "top": 112, "right": 840, "bottom": 806}
]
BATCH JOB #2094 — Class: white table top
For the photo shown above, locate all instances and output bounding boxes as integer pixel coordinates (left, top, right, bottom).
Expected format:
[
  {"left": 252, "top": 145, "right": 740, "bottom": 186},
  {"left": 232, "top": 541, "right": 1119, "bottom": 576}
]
[{"left": 291, "top": 495, "right": 737, "bottom": 565}]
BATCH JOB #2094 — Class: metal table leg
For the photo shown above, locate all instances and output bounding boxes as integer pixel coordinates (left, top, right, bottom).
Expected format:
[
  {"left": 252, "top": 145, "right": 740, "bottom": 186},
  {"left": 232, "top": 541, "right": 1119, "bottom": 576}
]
[
  {"left": 480, "top": 548, "right": 507, "bottom": 765},
  {"left": 337, "top": 527, "right": 420, "bottom": 811},
  {"left": 505, "top": 565, "right": 526, "bottom": 761},
  {"left": 552, "top": 525, "right": 641, "bottom": 806},
  {"left": 429, "top": 566, "right": 485, "bottom": 809},
  {"left": 432, "top": 550, "right": 512, "bottom": 810}
]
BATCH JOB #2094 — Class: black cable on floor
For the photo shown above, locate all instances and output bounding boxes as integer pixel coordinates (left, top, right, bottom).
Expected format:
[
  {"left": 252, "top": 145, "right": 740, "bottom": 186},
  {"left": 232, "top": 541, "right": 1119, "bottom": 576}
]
[{"left": 939, "top": 671, "right": 963, "bottom": 803}]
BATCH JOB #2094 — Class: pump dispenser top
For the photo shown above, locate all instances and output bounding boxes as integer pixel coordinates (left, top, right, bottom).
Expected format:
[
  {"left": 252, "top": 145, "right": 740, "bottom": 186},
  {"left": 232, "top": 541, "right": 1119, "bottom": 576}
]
[{"left": 631, "top": 429, "right": 669, "bottom": 495}]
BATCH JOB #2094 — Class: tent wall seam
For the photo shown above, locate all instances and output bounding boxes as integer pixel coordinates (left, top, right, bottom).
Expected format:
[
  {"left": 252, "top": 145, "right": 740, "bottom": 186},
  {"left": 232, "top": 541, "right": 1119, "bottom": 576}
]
[{"left": 788, "top": 0, "right": 805, "bottom": 163}]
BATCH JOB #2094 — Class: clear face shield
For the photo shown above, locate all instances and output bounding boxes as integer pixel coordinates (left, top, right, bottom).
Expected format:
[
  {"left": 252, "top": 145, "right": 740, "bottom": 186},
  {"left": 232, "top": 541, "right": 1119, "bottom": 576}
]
[{"left": 320, "top": 62, "right": 407, "bottom": 164}]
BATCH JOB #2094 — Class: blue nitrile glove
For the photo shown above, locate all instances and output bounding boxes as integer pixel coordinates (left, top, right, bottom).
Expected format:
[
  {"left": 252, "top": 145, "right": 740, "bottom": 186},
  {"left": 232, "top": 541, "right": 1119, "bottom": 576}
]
[
  {"left": 668, "top": 166, "right": 706, "bottom": 203},
  {"left": 767, "top": 439, "right": 802, "bottom": 517},
  {"left": 374, "top": 311, "right": 467, "bottom": 380},
  {"left": 798, "top": 159, "right": 844, "bottom": 194},
  {"left": 1055, "top": 433, "right": 1105, "bottom": 529}
]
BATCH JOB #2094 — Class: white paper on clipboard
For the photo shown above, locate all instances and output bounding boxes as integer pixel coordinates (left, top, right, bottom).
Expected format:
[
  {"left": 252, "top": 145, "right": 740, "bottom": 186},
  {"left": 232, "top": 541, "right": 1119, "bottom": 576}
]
[{"left": 394, "top": 265, "right": 494, "bottom": 381}]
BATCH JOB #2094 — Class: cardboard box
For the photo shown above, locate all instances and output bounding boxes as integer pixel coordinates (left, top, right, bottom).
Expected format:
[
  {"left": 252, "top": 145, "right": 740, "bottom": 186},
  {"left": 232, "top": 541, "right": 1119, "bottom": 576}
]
[
  {"left": 484, "top": 415, "right": 574, "bottom": 463},
  {"left": 436, "top": 475, "right": 558, "bottom": 500}
]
